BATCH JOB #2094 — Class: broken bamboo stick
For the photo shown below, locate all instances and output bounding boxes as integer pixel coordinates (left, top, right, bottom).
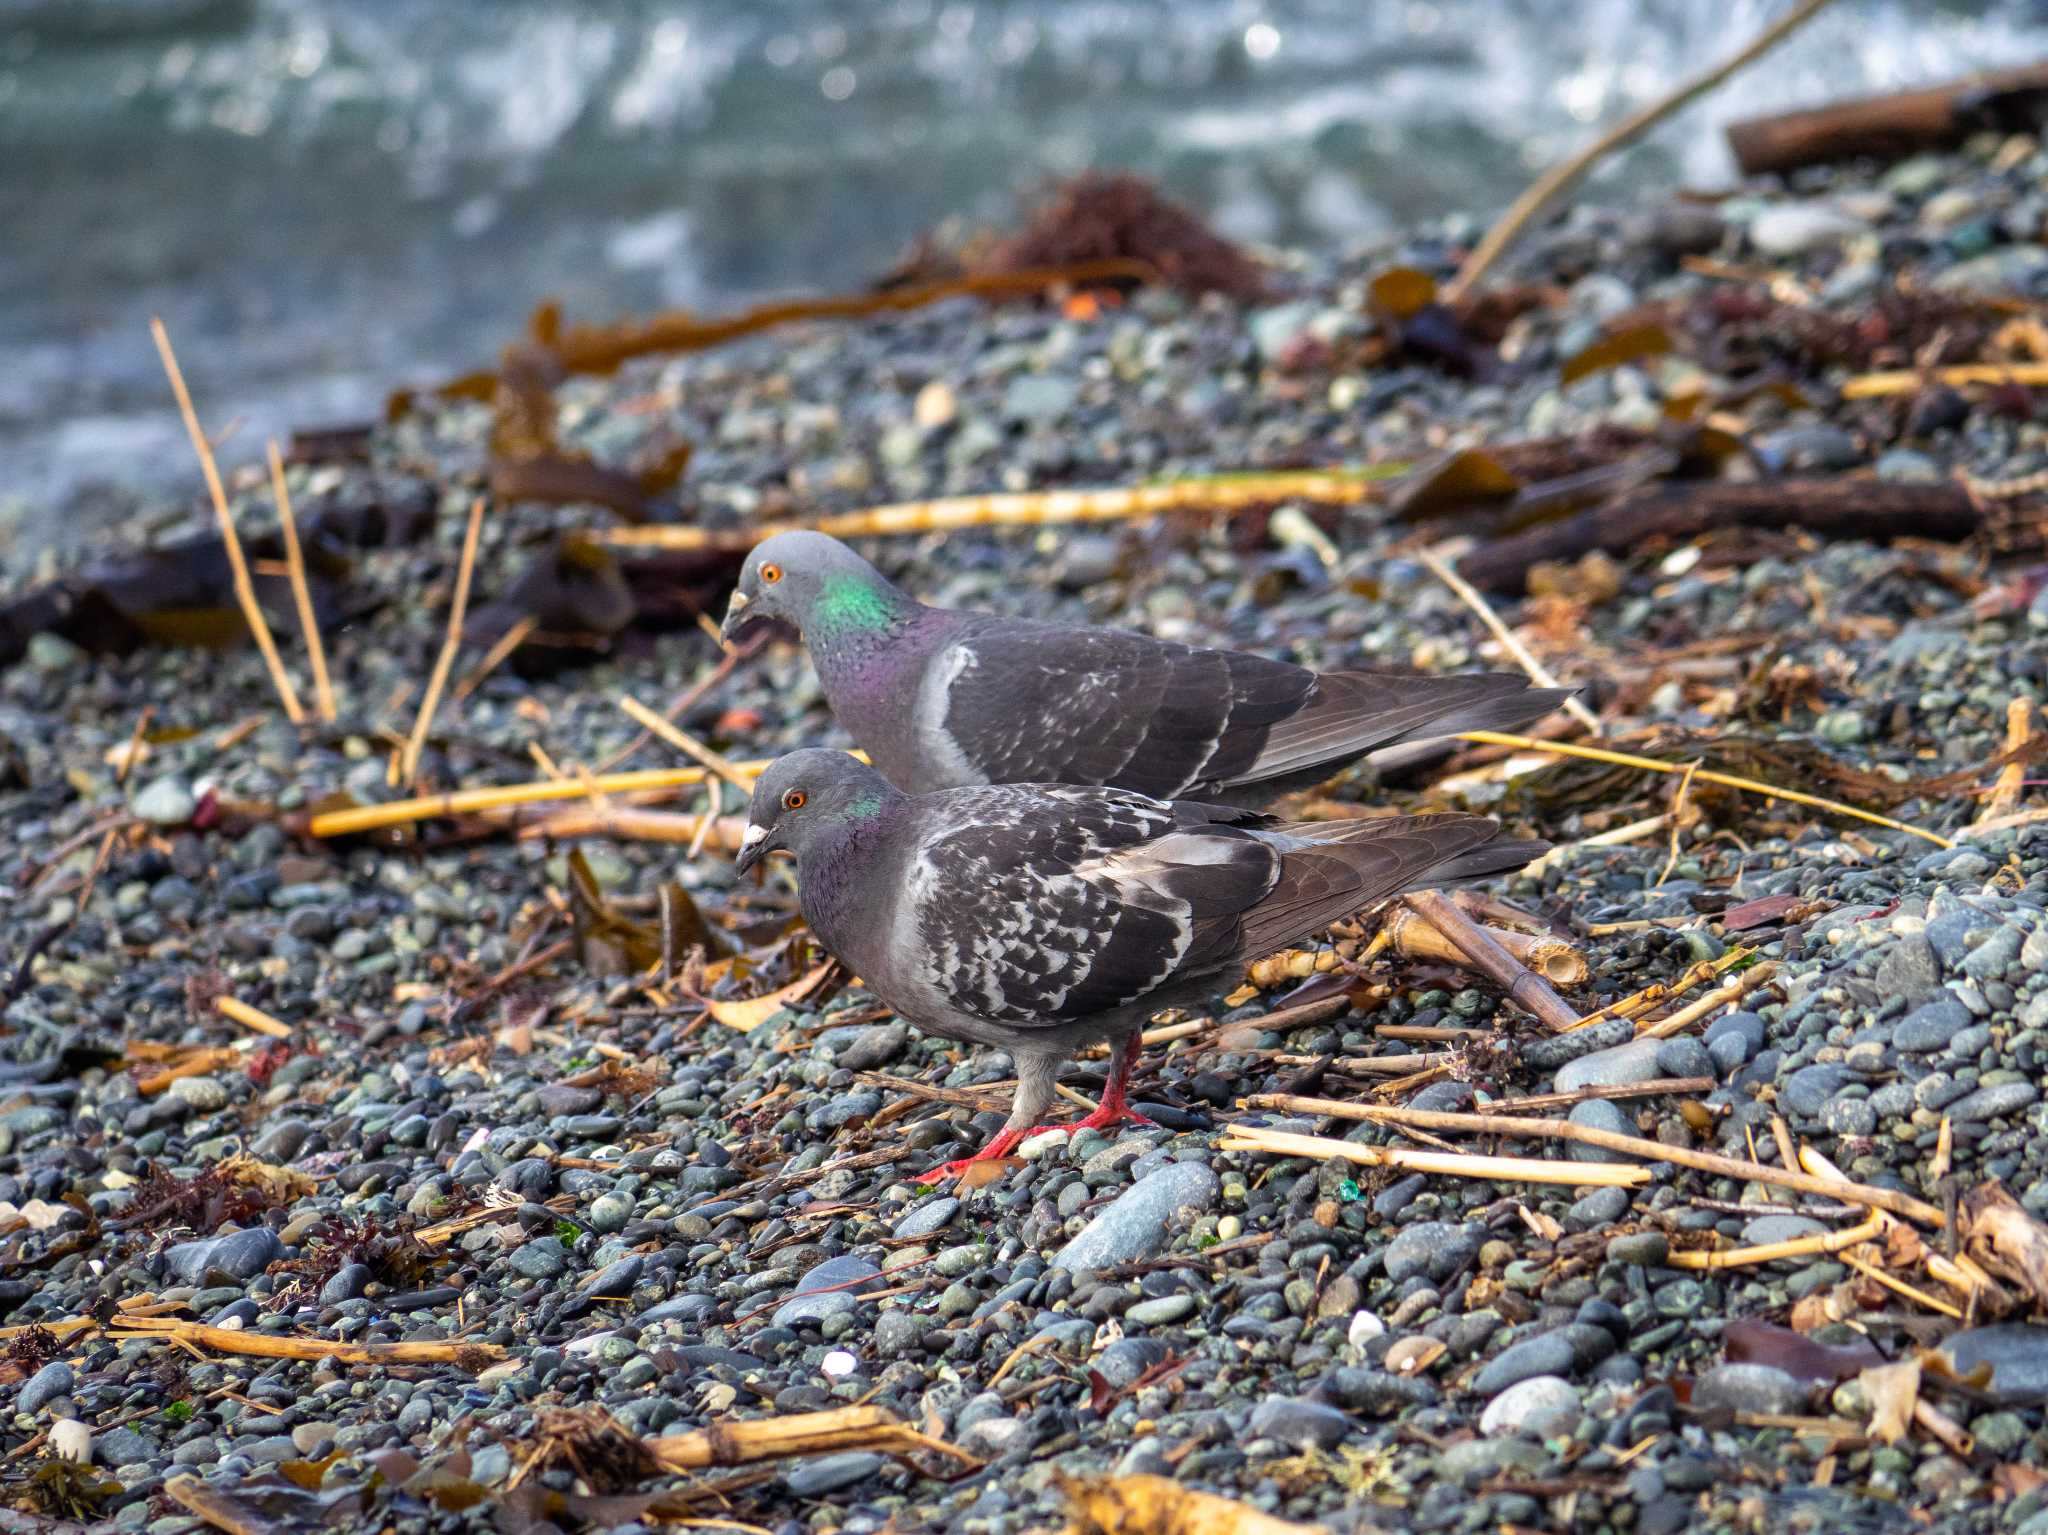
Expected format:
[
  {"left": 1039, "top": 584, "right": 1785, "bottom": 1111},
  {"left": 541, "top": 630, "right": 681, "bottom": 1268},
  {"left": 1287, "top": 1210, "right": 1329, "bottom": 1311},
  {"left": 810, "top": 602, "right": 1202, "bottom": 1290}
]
[
  {"left": 214, "top": 996, "right": 291, "bottom": 1040},
  {"left": 1384, "top": 904, "right": 1590, "bottom": 987},
  {"left": 1667, "top": 1213, "right": 1884, "bottom": 1270},
  {"left": 1403, "top": 889, "right": 1581, "bottom": 1030}
]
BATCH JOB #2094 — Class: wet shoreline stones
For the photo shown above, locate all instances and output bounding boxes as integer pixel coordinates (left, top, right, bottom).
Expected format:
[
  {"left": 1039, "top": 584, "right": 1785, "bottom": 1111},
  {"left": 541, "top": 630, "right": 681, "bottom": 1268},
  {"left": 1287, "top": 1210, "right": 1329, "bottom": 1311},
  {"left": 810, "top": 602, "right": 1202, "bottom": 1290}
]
[{"left": 3, "top": 137, "right": 2048, "bottom": 1532}]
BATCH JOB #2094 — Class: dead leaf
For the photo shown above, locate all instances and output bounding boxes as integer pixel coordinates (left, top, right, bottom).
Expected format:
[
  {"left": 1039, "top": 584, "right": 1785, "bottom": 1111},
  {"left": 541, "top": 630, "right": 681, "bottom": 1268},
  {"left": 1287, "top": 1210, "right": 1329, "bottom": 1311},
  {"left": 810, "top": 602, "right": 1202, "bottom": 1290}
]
[
  {"left": 1367, "top": 266, "right": 1437, "bottom": 321},
  {"left": 1389, "top": 446, "right": 1522, "bottom": 522},
  {"left": 956, "top": 1158, "right": 1020, "bottom": 1191},
  {"left": 1725, "top": 1317, "right": 1883, "bottom": 1384},
  {"left": 1962, "top": 1180, "right": 2048, "bottom": 1310},
  {"left": 704, "top": 961, "right": 837, "bottom": 1033},
  {"left": 1516, "top": 1204, "right": 1564, "bottom": 1243},
  {"left": 1057, "top": 1470, "right": 1329, "bottom": 1535},
  {"left": 1859, "top": 1358, "right": 1920, "bottom": 1446},
  {"left": 1720, "top": 893, "right": 1804, "bottom": 932},
  {"left": 1560, "top": 321, "right": 1673, "bottom": 385}
]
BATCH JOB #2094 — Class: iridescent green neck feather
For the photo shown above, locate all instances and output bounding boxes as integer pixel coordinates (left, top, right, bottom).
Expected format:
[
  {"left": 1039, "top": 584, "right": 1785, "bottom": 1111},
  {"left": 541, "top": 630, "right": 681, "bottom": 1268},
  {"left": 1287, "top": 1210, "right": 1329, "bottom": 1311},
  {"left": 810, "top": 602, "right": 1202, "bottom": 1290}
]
[
  {"left": 843, "top": 789, "right": 887, "bottom": 820},
  {"left": 811, "top": 575, "right": 901, "bottom": 637}
]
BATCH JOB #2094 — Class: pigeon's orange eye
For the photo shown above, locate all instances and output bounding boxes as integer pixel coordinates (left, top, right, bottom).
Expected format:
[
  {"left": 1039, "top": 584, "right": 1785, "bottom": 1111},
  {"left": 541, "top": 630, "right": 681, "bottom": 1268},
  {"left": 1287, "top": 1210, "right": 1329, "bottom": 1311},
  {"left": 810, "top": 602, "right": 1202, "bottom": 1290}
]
[
  {"left": 760, "top": 563, "right": 783, "bottom": 584},
  {"left": 782, "top": 789, "right": 806, "bottom": 810}
]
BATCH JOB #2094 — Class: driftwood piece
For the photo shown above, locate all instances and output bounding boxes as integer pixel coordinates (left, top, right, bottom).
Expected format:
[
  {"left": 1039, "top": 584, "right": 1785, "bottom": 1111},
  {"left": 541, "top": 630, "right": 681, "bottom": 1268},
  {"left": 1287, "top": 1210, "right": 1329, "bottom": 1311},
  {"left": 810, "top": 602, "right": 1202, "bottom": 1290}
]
[
  {"left": 647, "top": 1404, "right": 974, "bottom": 1472},
  {"left": 1456, "top": 478, "right": 1984, "bottom": 595},
  {"left": 108, "top": 1315, "right": 505, "bottom": 1367},
  {"left": 1726, "top": 61, "right": 2048, "bottom": 176}
]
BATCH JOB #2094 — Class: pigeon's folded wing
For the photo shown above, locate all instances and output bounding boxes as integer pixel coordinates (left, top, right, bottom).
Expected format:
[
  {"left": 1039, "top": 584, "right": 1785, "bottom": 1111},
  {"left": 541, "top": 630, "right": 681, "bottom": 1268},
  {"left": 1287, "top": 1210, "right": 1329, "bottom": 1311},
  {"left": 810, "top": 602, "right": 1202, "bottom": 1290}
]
[
  {"left": 907, "top": 789, "right": 1280, "bottom": 1028},
  {"left": 933, "top": 622, "right": 1312, "bottom": 798}
]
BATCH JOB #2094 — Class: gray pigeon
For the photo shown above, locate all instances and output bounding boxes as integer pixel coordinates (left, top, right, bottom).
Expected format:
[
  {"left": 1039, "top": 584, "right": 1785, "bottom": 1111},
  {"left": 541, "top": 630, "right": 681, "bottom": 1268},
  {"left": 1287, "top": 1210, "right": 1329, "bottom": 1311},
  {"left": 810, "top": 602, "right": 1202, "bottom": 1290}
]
[
  {"left": 735, "top": 748, "right": 1545, "bottom": 1179},
  {"left": 721, "top": 530, "right": 1569, "bottom": 806}
]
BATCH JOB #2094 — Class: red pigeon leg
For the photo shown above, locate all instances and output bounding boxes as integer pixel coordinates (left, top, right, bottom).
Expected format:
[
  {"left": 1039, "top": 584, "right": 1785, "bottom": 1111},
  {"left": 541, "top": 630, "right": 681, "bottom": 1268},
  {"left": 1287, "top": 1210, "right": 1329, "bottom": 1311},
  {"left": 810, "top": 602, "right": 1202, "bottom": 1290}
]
[{"left": 1066, "top": 1026, "right": 1157, "bottom": 1132}]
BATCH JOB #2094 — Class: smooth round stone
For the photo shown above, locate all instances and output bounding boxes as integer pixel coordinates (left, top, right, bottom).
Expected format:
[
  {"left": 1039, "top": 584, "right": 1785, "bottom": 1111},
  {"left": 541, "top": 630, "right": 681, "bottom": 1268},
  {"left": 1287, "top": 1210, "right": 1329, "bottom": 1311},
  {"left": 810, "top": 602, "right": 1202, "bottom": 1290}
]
[{"left": 1480, "top": 1375, "right": 1582, "bottom": 1438}]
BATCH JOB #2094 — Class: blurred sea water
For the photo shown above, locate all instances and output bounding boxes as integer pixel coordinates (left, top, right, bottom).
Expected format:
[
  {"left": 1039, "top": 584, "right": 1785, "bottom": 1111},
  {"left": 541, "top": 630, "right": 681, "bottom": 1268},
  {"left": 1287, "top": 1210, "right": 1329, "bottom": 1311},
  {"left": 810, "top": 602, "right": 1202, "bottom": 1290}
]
[{"left": 0, "top": 0, "right": 2043, "bottom": 536}]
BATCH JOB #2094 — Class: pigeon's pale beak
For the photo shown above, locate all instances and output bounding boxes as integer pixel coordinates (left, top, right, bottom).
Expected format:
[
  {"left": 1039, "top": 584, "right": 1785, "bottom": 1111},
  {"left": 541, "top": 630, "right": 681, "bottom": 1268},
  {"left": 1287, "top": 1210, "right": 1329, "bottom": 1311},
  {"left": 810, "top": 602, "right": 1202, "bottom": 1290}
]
[
  {"left": 733, "top": 821, "right": 770, "bottom": 876},
  {"left": 719, "top": 588, "right": 750, "bottom": 643}
]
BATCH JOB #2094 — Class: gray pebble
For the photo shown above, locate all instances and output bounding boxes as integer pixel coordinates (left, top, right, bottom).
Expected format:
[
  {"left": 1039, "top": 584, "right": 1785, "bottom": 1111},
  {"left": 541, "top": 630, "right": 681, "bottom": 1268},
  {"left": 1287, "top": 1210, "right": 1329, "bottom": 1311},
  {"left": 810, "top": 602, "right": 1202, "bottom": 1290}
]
[{"left": 1051, "top": 1161, "right": 1218, "bottom": 1272}]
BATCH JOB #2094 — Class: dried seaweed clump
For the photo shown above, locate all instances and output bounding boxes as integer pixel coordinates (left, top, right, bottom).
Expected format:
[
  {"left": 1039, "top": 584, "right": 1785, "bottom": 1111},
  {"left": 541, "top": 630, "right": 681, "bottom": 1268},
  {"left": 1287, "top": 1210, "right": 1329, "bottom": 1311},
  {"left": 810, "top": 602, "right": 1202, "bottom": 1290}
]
[
  {"left": 121, "top": 1163, "right": 270, "bottom": 1235},
  {"left": 984, "top": 171, "right": 1266, "bottom": 302},
  {"left": 509, "top": 1406, "right": 666, "bottom": 1495},
  {"left": 266, "top": 1215, "right": 437, "bottom": 1310},
  {"left": 7, "top": 1323, "right": 62, "bottom": 1371}
]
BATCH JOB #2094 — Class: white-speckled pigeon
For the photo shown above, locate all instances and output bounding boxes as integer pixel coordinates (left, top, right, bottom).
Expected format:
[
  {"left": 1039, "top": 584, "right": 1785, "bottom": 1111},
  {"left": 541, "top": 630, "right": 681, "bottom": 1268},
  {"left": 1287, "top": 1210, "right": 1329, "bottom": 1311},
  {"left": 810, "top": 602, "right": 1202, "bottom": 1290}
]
[
  {"left": 734, "top": 748, "right": 1545, "bottom": 1179},
  {"left": 720, "top": 530, "right": 1569, "bottom": 807}
]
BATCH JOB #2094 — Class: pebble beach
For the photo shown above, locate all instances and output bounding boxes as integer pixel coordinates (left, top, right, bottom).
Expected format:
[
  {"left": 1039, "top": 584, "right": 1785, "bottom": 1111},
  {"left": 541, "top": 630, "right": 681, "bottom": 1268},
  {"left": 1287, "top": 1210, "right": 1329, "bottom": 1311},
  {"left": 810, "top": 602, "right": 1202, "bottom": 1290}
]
[{"left": 3, "top": 132, "right": 2048, "bottom": 1535}]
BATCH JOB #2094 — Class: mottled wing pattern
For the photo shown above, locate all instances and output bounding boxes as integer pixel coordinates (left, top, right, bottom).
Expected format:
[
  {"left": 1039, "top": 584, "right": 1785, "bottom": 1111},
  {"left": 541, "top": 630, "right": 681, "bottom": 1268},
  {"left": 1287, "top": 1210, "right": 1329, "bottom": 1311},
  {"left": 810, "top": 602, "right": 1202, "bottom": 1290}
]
[
  {"left": 907, "top": 786, "right": 1279, "bottom": 1029},
  {"left": 933, "top": 619, "right": 1314, "bottom": 797}
]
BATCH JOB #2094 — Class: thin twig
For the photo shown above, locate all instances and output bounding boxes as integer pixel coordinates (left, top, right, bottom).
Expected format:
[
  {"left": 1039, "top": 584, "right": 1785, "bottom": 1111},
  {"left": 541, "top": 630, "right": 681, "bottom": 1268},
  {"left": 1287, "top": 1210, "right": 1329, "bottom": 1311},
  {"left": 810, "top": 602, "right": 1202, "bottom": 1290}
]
[
  {"left": 1404, "top": 889, "right": 1581, "bottom": 1030},
  {"left": 597, "top": 637, "right": 761, "bottom": 771},
  {"left": 115, "top": 705, "right": 153, "bottom": 786},
  {"left": 1655, "top": 758, "right": 1702, "bottom": 887},
  {"left": 1480, "top": 1075, "right": 1713, "bottom": 1115},
  {"left": 1217, "top": 1124, "right": 1648, "bottom": 1188},
  {"left": 401, "top": 498, "right": 486, "bottom": 788},
  {"left": 1419, "top": 548, "right": 1600, "bottom": 734},
  {"left": 1637, "top": 962, "right": 1778, "bottom": 1040},
  {"left": 453, "top": 615, "right": 537, "bottom": 704},
  {"left": 1442, "top": 0, "right": 1838, "bottom": 302},
  {"left": 268, "top": 439, "right": 336, "bottom": 721},
  {"left": 1243, "top": 1094, "right": 1947, "bottom": 1226},
  {"left": 151, "top": 317, "right": 304, "bottom": 723},
  {"left": 1523, "top": 814, "right": 1671, "bottom": 878},
  {"left": 618, "top": 695, "right": 756, "bottom": 793},
  {"left": 1453, "top": 729, "right": 1952, "bottom": 848}
]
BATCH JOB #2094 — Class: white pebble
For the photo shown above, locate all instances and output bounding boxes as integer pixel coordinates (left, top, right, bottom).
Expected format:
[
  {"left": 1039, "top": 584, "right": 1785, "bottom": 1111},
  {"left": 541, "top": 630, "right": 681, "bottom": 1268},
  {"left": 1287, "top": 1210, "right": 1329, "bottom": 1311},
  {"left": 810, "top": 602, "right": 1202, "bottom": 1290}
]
[
  {"left": 1017, "top": 1128, "right": 1070, "bottom": 1160},
  {"left": 50, "top": 1419, "right": 92, "bottom": 1463},
  {"left": 820, "top": 1350, "right": 859, "bottom": 1378},
  {"left": 1348, "top": 1310, "right": 1387, "bottom": 1348}
]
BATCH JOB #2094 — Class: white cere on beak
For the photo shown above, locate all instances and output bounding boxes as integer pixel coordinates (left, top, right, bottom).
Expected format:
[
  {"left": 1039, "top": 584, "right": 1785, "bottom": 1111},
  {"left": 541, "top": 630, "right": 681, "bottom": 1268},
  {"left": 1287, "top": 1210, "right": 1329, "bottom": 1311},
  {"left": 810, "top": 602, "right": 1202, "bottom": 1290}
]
[
  {"left": 725, "top": 589, "right": 751, "bottom": 614},
  {"left": 739, "top": 823, "right": 768, "bottom": 853}
]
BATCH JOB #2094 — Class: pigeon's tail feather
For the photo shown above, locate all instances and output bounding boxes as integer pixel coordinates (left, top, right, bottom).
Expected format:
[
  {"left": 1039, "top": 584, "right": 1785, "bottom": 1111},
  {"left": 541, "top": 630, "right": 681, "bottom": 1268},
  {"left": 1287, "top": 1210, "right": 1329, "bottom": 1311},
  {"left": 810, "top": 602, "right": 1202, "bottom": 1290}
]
[
  {"left": 1216, "top": 671, "right": 1571, "bottom": 797},
  {"left": 1361, "top": 684, "right": 1579, "bottom": 778},
  {"left": 1419, "top": 838, "right": 1551, "bottom": 888},
  {"left": 1236, "top": 813, "right": 1540, "bottom": 960}
]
